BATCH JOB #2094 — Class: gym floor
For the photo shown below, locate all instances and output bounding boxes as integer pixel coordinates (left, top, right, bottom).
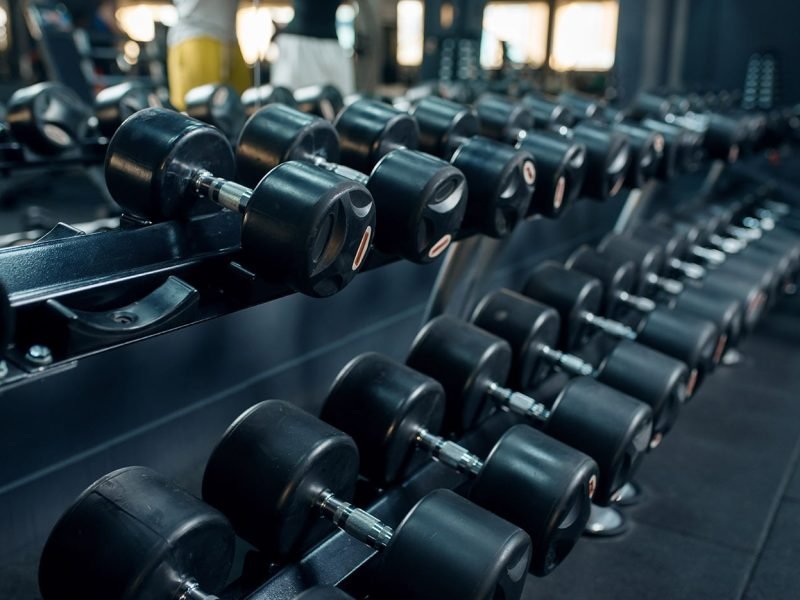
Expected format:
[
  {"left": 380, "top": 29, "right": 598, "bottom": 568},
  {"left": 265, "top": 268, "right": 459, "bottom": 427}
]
[{"left": 525, "top": 292, "right": 800, "bottom": 600}]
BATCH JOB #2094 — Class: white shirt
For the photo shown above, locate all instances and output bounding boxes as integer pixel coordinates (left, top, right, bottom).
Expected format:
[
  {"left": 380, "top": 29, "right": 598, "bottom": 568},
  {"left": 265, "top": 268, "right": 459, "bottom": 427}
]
[{"left": 167, "top": 0, "right": 239, "bottom": 47}]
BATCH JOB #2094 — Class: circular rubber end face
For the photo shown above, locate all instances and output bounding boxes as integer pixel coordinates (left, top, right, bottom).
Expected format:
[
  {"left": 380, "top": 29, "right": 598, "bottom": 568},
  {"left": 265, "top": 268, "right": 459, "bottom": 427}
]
[
  {"left": 351, "top": 225, "right": 372, "bottom": 271},
  {"left": 427, "top": 233, "right": 452, "bottom": 259},
  {"left": 522, "top": 159, "right": 536, "bottom": 186}
]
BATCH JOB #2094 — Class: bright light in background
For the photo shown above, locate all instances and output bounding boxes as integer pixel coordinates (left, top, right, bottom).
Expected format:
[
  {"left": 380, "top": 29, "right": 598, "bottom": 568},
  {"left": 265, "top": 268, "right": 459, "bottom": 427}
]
[
  {"left": 481, "top": 2, "right": 549, "bottom": 69},
  {"left": 550, "top": 0, "right": 619, "bottom": 71},
  {"left": 115, "top": 4, "right": 177, "bottom": 42},
  {"left": 237, "top": 7, "right": 276, "bottom": 64},
  {"left": 0, "top": 5, "right": 8, "bottom": 51},
  {"left": 397, "top": 0, "right": 424, "bottom": 67},
  {"left": 336, "top": 4, "right": 356, "bottom": 55}
]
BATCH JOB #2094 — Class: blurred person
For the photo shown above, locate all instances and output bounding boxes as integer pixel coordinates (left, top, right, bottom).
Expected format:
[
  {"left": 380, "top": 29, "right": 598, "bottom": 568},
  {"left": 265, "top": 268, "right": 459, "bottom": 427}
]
[
  {"left": 271, "top": 0, "right": 355, "bottom": 95},
  {"left": 167, "top": 0, "right": 250, "bottom": 110}
]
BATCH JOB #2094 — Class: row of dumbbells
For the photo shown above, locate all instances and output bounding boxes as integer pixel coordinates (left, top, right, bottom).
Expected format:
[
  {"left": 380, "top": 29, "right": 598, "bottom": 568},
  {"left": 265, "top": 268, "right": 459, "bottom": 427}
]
[
  {"left": 0, "top": 80, "right": 341, "bottom": 161},
  {"left": 37, "top": 189, "right": 800, "bottom": 599},
  {"left": 91, "top": 84, "right": 774, "bottom": 298}
]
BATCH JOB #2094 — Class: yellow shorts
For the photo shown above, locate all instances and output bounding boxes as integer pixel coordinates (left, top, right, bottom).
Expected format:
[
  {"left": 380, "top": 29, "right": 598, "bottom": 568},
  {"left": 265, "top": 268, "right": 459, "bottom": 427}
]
[{"left": 167, "top": 36, "right": 250, "bottom": 110}]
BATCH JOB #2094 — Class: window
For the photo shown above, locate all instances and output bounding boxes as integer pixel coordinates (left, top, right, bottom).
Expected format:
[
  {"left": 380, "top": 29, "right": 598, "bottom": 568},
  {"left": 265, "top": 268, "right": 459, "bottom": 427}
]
[
  {"left": 397, "top": 0, "right": 424, "bottom": 67},
  {"left": 550, "top": 0, "right": 619, "bottom": 71},
  {"left": 480, "top": 2, "right": 549, "bottom": 69}
]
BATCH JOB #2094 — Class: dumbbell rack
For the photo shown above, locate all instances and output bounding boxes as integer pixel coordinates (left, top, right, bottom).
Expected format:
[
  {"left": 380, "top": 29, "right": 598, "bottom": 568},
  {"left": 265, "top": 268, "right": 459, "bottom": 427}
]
[
  {"left": 0, "top": 208, "right": 412, "bottom": 392},
  {"left": 3, "top": 113, "right": 793, "bottom": 598}
]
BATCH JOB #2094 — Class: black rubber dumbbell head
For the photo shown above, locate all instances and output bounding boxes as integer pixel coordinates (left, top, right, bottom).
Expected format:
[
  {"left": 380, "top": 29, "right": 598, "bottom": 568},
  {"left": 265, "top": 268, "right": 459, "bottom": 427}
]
[
  {"left": 322, "top": 353, "right": 446, "bottom": 485},
  {"left": 612, "top": 122, "right": 664, "bottom": 187},
  {"left": 470, "top": 424, "right": 597, "bottom": 576},
  {"left": 520, "top": 93, "right": 576, "bottom": 128},
  {"left": 185, "top": 83, "right": 246, "bottom": 139},
  {"left": 566, "top": 245, "right": 637, "bottom": 318},
  {"left": 407, "top": 315, "right": 511, "bottom": 434},
  {"left": 7, "top": 82, "right": 91, "bottom": 155},
  {"left": 673, "top": 286, "right": 743, "bottom": 348},
  {"left": 471, "top": 288, "right": 561, "bottom": 389},
  {"left": 334, "top": 99, "right": 420, "bottom": 173},
  {"left": 240, "top": 161, "right": 376, "bottom": 296},
  {"left": 637, "top": 307, "right": 722, "bottom": 377},
  {"left": 379, "top": 488, "right": 531, "bottom": 600},
  {"left": 105, "top": 107, "right": 236, "bottom": 221},
  {"left": 236, "top": 104, "right": 340, "bottom": 178},
  {"left": 571, "top": 122, "right": 630, "bottom": 202},
  {"left": 516, "top": 132, "right": 586, "bottom": 218},
  {"left": 412, "top": 96, "right": 480, "bottom": 158},
  {"left": 364, "top": 148, "right": 467, "bottom": 263},
  {"left": 294, "top": 84, "right": 345, "bottom": 120},
  {"left": 474, "top": 93, "right": 534, "bottom": 142},
  {"left": 242, "top": 84, "right": 298, "bottom": 115},
  {"left": 598, "top": 340, "right": 687, "bottom": 443},
  {"left": 39, "top": 466, "right": 235, "bottom": 600},
  {"left": 546, "top": 377, "right": 653, "bottom": 505},
  {"left": 597, "top": 233, "right": 665, "bottom": 295},
  {"left": 95, "top": 80, "right": 165, "bottom": 138},
  {"left": 521, "top": 262, "right": 604, "bottom": 350},
  {"left": 202, "top": 400, "right": 360, "bottom": 560},
  {"left": 451, "top": 137, "right": 535, "bottom": 237}
]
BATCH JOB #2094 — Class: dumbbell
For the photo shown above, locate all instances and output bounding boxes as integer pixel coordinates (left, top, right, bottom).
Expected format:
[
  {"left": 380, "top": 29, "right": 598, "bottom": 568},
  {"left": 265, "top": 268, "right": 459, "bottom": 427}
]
[
  {"left": 472, "top": 288, "right": 679, "bottom": 447},
  {"left": 406, "top": 315, "right": 658, "bottom": 500},
  {"left": 522, "top": 261, "right": 718, "bottom": 389},
  {"left": 704, "top": 202, "right": 800, "bottom": 275},
  {"left": 518, "top": 92, "right": 577, "bottom": 129},
  {"left": 294, "top": 84, "right": 345, "bottom": 120},
  {"left": 237, "top": 103, "right": 466, "bottom": 263},
  {"left": 321, "top": 352, "right": 599, "bottom": 575},
  {"left": 105, "top": 108, "right": 375, "bottom": 297},
  {"left": 572, "top": 242, "right": 733, "bottom": 368},
  {"left": 475, "top": 94, "right": 630, "bottom": 203},
  {"left": 607, "top": 120, "right": 665, "bottom": 187},
  {"left": 556, "top": 92, "right": 603, "bottom": 122},
  {"left": 630, "top": 91, "right": 746, "bottom": 163},
  {"left": 336, "top": 97, "right": 537, "bottom": 237},
  {"left": 38, "top": 466, "right": 357, "bottom": 600},
  {"left": 6, "top": 82, "right": 92, "bottom": 155},
  {"left": 242, "top": 83, "right": 298, "bottom": 115},
  {"left": 38, "top": 466, "right": 235, "bottom": 600},
  {"left": 185, "top": 84, "right": 246, "bottom": 140},
  {"left": 452, "top": 94, "right": 586, "bottom": 215},
  {"left": 656, "top": 212, "right": 788, "bottom": 301},
  {"left": 202, "top": 399, "right": 533, "bottom": 600},
  {"left": 95, "top": 80, "right": 167, "bottom": 138}
]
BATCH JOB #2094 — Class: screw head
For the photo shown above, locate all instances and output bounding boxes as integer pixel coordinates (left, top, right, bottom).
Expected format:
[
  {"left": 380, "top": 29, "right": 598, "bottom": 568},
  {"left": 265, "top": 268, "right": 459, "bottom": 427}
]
[{"left": 26, "top": 344, "right": 53, "bottom": 366}]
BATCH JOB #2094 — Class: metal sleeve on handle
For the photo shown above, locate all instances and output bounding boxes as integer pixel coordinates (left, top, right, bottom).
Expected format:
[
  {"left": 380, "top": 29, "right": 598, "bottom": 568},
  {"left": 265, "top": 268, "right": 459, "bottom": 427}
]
[
  {"left": 486, "top": 383, "right": 551, "bottom": 422},
  {"left": 318, "top": 491, "right": 393, "bottom": 550},
  {"left": 616, "top": 290, "right": 657, "bottom": 312},
  {"left": 537, "top": 344, "right": 597, "bottom": 377},
  {"left": 579, "top": 311, "right": 638, "bottom": 340},
  {"left": 415, "top": 429, "right": 484, "bottom": 477}
]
